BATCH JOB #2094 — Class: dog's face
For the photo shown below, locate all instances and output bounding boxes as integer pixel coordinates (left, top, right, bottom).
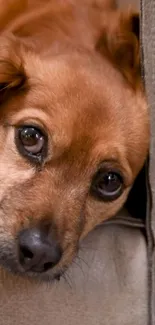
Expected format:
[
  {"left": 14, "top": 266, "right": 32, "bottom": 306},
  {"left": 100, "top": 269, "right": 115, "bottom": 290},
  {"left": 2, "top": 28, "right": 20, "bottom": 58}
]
[{"left": 0, "top": 10, "right": 149, "bottom": 282}]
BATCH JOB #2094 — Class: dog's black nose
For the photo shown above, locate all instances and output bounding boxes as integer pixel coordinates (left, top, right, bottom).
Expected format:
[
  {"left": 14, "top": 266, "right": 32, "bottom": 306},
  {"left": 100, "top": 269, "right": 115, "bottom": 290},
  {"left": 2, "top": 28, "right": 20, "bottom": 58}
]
[{"left": 18, "top": 228, "right": 62, "bottom": 273}]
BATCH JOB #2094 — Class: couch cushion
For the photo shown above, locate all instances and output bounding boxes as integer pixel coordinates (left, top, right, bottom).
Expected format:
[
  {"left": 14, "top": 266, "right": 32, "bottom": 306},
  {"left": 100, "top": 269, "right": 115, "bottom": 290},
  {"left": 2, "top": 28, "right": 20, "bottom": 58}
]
[{"left": 141, "top": 0, "right": 155, "bottom": 324}]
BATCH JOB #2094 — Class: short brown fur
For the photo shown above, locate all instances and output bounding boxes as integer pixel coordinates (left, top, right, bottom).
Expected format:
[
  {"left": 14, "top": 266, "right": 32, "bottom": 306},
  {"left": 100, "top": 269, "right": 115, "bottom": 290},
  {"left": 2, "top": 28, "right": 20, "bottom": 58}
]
[{"left": 0, "top": 0, "right": 149, "bottom": 281}]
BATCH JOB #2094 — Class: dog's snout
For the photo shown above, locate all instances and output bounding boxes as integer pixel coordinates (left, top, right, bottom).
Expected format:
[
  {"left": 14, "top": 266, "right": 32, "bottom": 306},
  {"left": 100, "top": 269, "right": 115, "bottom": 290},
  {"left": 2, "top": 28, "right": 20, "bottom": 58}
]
[{"left": 18, "top": 228, "right": 62, "bottom": 273}]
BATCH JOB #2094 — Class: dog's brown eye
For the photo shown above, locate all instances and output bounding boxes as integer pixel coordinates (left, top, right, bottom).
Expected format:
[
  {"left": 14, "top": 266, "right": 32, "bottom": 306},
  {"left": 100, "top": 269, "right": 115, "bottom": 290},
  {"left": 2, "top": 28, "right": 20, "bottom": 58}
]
[
  {"left": 19, "top": 127, "right": 44, "bottom": 154},
  {"left": 91, "top": 170, "right": 124, "bottom": 201},
  {"left": 15, "top": 126, "right": 47, "bottom": 163}
]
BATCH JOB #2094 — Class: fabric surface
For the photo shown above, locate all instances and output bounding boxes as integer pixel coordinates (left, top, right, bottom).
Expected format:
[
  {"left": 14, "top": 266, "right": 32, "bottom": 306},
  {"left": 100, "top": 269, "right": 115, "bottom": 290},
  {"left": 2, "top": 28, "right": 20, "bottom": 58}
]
[
  {"left": 141, "top": 0, "right": 155, "bottom": 324},
  {"left": 0, "top": 211, "right": 147, "bottom": 325}
]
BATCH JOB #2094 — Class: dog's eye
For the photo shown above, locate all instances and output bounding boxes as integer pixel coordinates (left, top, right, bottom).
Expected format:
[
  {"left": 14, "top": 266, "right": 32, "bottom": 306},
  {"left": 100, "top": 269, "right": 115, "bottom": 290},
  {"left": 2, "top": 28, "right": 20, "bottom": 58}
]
[
  {"left": 15, "top": 126, "right": 47, "bottom": 163},
  {"left": 19, "top": 127, "right": 44, "bottom": 153},
  {"left": 90, "top": 169, "right": 124, "bottom": 201}
]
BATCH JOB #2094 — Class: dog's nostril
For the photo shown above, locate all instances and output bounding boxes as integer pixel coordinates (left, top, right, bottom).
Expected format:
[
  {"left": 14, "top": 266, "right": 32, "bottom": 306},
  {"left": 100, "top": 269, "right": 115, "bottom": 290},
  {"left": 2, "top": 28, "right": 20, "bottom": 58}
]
[
  {"left": 20, "top": 246, "right": 34, "bottom": 260},
  {"left": 43, "top": 262, "right": 54, "bottom": 271}
]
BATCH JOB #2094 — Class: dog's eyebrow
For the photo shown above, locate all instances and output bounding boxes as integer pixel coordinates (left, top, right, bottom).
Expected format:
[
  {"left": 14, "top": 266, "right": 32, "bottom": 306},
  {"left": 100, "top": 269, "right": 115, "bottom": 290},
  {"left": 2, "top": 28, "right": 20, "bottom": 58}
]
[{"left": 4, "top": 108, "right": 49, "bottom": 125}]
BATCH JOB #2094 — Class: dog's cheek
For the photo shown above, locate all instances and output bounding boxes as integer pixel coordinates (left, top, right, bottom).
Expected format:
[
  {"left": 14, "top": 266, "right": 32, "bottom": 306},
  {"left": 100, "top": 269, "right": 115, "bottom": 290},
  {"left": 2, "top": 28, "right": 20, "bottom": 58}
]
[
  {"left": 0, "top": 128, "right": 35, "bottom": 241},
  {"left": 0, "top": 125, "right": 35, "bottom": 198},
  {"left": 0, "top": 168, "right": 35, "bottom": 242},
  {"left": 0, "top": 162, "right": 34, "bottom": 199},
  {"left": 52, "top": 190, "right": 85, "bottom": 249},
  {"left": 81, "top": 190, "right": 130, "bottom": 239}
]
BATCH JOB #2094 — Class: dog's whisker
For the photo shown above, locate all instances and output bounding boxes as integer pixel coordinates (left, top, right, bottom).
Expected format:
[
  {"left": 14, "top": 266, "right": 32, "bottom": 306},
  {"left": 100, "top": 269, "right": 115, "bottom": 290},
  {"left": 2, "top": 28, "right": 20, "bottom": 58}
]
[
  {"left": 76, "top": 255, "right": 90, "bottom": 269},
  {"left": 80, "top": 244, "right": 102, "bottom": 251},
  {"left": 62, "top": 271, "right": 73, "bottom": 289},
  {"left": 72, "top": 259, "right": 85, "bottom": 277}
]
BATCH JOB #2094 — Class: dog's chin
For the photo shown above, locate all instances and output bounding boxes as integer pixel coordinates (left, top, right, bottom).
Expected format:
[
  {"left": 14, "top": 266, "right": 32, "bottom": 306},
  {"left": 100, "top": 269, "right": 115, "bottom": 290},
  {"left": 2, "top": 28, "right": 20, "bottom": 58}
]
[{"left": 1, "top": 257, "right": 68, "bottom": 283}]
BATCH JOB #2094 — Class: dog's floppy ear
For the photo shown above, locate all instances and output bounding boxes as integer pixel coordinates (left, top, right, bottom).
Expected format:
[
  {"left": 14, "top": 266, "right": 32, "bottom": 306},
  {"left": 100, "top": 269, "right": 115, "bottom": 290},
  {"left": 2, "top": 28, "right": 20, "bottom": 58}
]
[
  {"left": 0, "top": 35, "right": 26, "bottom": 100},
  {"left": 96, "top": 11, "right": 140, "bottom": 88}
]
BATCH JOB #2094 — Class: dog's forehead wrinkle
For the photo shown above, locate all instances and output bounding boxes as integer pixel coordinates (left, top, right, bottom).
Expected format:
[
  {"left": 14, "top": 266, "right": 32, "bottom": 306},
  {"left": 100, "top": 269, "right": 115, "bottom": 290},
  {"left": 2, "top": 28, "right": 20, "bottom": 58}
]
[
  {"left": 26, "top": 52, "right": 122, "bottom": 97},
  {"left": 27, "top": 64, "right": 124, "bottom": 119},
  {"left": 25, "top": 53, "right": 85, "bottom": 87}
]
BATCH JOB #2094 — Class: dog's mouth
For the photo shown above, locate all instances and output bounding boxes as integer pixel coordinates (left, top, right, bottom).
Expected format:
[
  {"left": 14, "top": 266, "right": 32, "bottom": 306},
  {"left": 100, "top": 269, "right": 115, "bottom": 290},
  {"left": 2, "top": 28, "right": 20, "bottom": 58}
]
[
  {"left": 0, "top": 234, "right": 78, "bottom": 282},
  {"left": 0, "top": 250, "right": 74, "bottom": 283}
]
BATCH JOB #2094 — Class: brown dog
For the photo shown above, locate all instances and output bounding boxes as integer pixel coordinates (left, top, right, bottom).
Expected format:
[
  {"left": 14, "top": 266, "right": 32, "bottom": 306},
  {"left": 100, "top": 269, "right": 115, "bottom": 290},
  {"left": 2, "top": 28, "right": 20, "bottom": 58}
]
[{"left": 0, "top": 0, "right": 149, "bottom": 282}]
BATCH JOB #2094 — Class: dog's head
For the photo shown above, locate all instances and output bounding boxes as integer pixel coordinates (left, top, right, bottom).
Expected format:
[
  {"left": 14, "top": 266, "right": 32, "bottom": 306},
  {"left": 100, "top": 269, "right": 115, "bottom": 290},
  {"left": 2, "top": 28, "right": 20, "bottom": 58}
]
[{"left": 0, "top": 9, "right": 149, "bottom": 281}]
